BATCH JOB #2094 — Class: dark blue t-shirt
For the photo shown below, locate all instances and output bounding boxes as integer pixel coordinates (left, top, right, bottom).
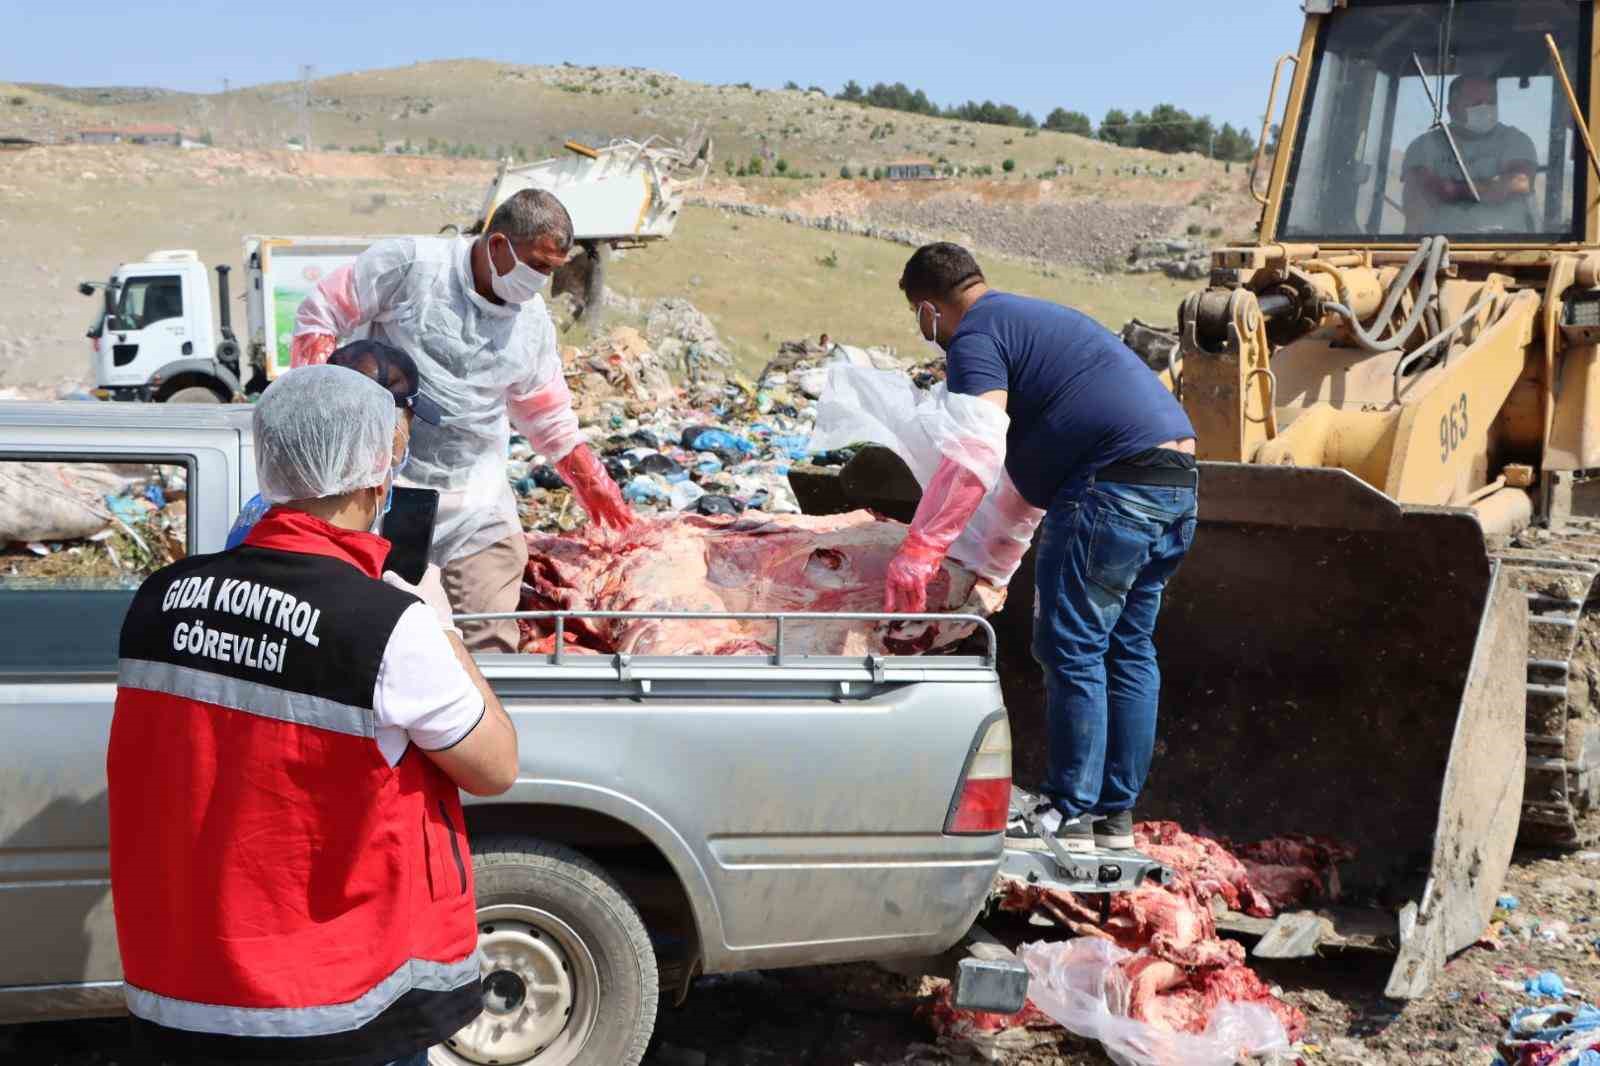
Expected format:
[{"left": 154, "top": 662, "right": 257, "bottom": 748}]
[{"left": 945, "top": 291, "right": 1194, "bottom": 508}]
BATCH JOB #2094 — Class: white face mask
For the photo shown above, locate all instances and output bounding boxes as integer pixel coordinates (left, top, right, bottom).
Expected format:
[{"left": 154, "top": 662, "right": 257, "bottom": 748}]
[
  {"left": 1463, "top": 104, "right": 1498, "bottom": 135},
  {"left": 917, "top": 302, "right": 944, "bottom": 356},
  {"left": 488, "top": 235, "right": 549, "bottom": 304}
]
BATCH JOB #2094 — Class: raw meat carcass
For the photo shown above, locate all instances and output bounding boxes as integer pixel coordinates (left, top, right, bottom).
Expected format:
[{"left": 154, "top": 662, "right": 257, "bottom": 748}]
[{"left": 520, "top": 510, "right": 990, "bottom": 657}]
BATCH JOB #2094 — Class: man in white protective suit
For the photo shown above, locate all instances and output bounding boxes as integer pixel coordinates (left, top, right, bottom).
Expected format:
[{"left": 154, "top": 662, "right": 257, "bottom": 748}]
[{"left": 290, "top": 189, "right": 635, "bottom": 653}]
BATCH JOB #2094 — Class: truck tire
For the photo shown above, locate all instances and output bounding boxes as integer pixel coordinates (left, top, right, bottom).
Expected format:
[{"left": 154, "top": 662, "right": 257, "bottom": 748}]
[
  {"left": 431, "top": 837, "right": 658, "bottom": 1066},
  {"left": 164, "top": 385, "right": 224, "bottom": 404}
]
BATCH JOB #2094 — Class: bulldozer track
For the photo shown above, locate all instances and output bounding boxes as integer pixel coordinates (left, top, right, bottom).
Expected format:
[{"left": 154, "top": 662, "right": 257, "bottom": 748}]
[{"left": 1496, "top": 519, "right": 1600, "bottom": 849}]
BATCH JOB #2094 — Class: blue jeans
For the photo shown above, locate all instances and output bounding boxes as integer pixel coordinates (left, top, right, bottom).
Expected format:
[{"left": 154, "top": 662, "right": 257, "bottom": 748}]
[
  {"left": 1032, "top": 479, "right": 1197, "bottom": 818},
  {"left": 383, "top": 1054, "right": 429, "bottom": 1066}
]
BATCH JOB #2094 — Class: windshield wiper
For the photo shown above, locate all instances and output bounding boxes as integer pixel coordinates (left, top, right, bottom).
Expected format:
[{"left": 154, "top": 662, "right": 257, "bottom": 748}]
[{"left": 1412, "top": 50, "right": 1481, "bottom": 203}]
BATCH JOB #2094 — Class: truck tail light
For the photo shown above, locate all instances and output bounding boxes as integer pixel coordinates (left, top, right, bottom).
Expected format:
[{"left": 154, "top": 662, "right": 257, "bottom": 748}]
[{"left": 946, "top": 716, "right": 1012, "bottom": 835}]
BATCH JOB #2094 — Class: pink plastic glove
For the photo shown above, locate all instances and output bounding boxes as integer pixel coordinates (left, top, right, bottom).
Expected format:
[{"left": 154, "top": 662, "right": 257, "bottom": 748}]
[
  {"left": 555, "top": 444, "right": 636, "bottom": 533},
  {"left": 290, "top": 332, "right": 337, "bottom": 368},
  {"left": 884, "top": 458, "right": 989, "bottom": 613}
]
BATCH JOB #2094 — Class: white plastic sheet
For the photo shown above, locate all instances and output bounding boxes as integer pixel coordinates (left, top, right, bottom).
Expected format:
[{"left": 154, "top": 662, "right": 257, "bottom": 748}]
[
  {"left": 1020, "top": 939, "right": 1289, "bottom": 1066},
  {"left": 807, "top": 358, "right": 1043, "bottom": 584},
  {"left": 0, "top": 462, "right": 138, "bottom": 543}
]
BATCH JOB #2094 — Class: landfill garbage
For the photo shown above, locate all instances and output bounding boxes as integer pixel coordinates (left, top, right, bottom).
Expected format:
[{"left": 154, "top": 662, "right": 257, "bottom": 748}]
[
  {"left": 1018, "top": 938, "right": 1292, "bottom": 1066},
  {"left": 0, "top": 461, "right": 145, "bottom": 543},
  {"left": 1497, "top": 1002, "right": 1600, "bottom": 1064},
  {"left": 636, "top": 453, "right": 688, "bottom": 481},
  {"left": 530, "top": 465, "right": 566, "bottom": 491},
  {"left": 681, "top": 425, "right": 755, "bottom": 454},
  {"left": 1529, "top": 972, "right": 1570, "bottom": 998},
  {"left": 695, "top": 495, "right": 743, "bottom": 517},
  {"left": 668, "top": 481, "right": 706, "bottom": 511},
  {"left": 1500, "top": 895, "right": 1522, "bottom": 911},
  {"left": 623, "top": 476, "right": 666, "bottom": 504}
]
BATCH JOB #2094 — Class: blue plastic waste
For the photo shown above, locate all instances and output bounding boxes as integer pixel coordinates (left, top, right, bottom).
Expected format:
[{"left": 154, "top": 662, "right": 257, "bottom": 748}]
[
  {"left": 623, "top": 477, "right": 665, "bottom": 503},
  {"left": 225, "top": 493, "right": 272, "bottom": 549},
  {"left": 145, "top": 483, "right": 167, "bottom": 509},
  {"left": 1498, "top": 894, "right": 1521, "bottom": 911},
  {"left": 1526, "top": 971, "right": 1567, "bottom": 998},
  {"left": 681, "top": 426, "right": 755, "bottom": 454},
  {"left": 104, "top": 494, "right": 145, "bottom": 524}
]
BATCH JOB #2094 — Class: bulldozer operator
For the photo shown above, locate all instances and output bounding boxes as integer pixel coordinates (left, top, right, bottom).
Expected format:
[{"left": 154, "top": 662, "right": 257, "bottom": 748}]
[{"left": 1403, "top": 75, "right": 1540, "bottom": 235}]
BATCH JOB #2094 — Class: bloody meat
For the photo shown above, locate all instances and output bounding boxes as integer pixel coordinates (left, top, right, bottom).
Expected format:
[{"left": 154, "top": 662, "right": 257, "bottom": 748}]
[{"left": 519, "top": 511, "right": 984, "bottom": 656}]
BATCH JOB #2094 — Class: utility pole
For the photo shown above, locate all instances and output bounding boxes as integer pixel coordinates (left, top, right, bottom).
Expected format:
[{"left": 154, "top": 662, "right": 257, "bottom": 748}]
[
  {"left": 297, "top": 64, "right": 312, "bottom": 150},
  {"left": 221, "top": 77, "right": 231, "bottom": 145}
]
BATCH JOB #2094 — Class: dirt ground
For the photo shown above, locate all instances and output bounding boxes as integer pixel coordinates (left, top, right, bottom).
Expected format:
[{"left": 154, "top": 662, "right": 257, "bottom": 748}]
[{"left": 6, "top": 847, "right": 1596, "bottom": 1066}]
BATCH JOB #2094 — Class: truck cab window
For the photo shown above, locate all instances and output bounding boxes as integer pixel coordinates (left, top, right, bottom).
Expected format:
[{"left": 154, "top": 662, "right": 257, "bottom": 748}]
[
  {"left": 115, "top": 275, "right": 183, "bottom": 331},
  {"left": 1280, "top": 0, "right": 1585, "bottom": 243},
  {"left": 0, "top": 460, "right": 189, "bottom": 672}
]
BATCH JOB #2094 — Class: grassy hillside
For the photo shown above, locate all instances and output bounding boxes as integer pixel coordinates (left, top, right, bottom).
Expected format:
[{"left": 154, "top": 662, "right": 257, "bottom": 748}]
[
  {"left": 16, "top": 60, "right": 1236, "bottom": 183},
  {"left": 606, "top": 204, "right": 1194, "bottom": 375}
]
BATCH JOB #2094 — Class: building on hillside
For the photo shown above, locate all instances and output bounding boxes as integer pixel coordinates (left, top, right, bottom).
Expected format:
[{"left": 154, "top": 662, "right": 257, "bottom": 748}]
[
  {"left": 885, "top": 159, "right": 938, "bottom": 181},
  {"left": 76, "top": 124, "right": 188, "bottom": 147}
]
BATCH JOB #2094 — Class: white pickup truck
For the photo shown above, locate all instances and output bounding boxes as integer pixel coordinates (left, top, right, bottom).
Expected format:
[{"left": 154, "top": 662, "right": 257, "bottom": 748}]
[{"left": 0, "top": 402, "right": 1022, "bottom": 1066}]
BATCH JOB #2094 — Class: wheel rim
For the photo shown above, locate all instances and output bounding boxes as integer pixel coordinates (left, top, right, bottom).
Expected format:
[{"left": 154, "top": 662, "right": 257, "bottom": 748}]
[{"left": 438, "top": 904, "right": 601, "bottom": 1066}]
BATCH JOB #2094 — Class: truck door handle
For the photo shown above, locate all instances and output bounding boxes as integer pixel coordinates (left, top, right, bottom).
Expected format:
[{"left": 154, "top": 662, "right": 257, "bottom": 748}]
[{"left": 182, "top": 341, "right": 193, "bottom": 355}]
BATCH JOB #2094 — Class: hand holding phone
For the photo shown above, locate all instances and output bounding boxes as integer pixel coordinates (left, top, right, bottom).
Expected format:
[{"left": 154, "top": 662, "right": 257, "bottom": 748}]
[{"left": 380, "top": 487, "right": 440, "bottom": 586}]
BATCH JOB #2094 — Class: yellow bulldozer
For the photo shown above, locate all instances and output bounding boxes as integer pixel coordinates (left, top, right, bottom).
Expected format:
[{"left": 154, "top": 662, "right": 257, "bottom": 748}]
[
  {"left": 792, "top": 0, "right": 1600, "bottom": 998},
  {"left": 1146, "top": 0, "right": 1600, "bottom": 995}
]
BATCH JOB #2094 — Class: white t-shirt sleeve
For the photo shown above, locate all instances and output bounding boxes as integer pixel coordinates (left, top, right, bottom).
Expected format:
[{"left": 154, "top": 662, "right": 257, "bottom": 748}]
[{"left": 373, "top": 603, "right": 486, "bottom": 765}]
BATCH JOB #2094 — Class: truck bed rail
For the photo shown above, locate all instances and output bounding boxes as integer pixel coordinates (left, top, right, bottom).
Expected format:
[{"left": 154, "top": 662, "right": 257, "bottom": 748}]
[{"left": 454, "top": 609, "right": 999, "bottom": 691}]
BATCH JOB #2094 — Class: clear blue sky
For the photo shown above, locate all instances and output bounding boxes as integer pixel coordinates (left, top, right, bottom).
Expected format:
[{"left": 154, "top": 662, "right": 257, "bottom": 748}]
[{"left": 4, "top": 1, "right": 1307, "bottom": 131}]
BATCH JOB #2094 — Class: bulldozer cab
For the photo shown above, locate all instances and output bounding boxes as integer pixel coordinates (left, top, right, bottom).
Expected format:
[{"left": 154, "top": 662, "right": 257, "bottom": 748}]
[{"left": 1263, "top": 0, "right": 1591, "bottom": 247}]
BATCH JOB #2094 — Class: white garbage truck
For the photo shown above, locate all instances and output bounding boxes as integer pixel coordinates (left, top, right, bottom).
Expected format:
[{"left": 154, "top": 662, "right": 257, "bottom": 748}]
[{"left": 82, "top": 236, "right": 388, "bottom": 403}]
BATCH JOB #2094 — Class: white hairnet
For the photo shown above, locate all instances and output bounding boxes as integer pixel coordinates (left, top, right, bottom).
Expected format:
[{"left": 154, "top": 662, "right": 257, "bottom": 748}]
[{"left": 253, "top": 364, "right": 397, "bottom": 503}]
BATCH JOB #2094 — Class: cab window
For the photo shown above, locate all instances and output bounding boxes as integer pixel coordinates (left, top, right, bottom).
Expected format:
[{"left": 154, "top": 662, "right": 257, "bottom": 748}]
[
  {"left": 114, "top": 275, "right": 184, "bottom": 331},
  {"left": 0, "top": 458, "right": 190, "bottom": 673},
  {"left": 1279, "top": 0, "right": 1587, "bottom": 243}
]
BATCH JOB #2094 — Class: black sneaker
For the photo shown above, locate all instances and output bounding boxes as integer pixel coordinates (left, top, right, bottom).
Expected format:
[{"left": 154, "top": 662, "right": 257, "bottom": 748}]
[
  {"left": 1009, "top": 804, "right": 1097, "bottom": 854},
  {"left": 1094, "top": 810, "right": 1136, "bottom": 851}
]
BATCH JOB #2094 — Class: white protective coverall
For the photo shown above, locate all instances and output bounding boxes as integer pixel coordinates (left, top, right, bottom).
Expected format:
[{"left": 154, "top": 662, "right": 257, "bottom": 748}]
[{"left": 290, "top": 236, "right": 626, "bottom": 650}]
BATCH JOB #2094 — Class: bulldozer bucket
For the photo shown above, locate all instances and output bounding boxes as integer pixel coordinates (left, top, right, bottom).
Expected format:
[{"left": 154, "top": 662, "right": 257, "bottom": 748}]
[
  {"left": 789, "top": 453, "right": 1526, "bottom": 996},
  {"left": 1144, "top": 463, "right": 1526, "bottom": 994}
]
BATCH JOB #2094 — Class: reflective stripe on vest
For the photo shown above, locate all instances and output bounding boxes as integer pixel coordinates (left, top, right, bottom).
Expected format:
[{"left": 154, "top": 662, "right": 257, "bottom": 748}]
[
  {"left": 119, "top": 658, "right": 374, "bottom": 738},
  {"left": 124, "top": 953, "right": 481, "bottom": 1037}
]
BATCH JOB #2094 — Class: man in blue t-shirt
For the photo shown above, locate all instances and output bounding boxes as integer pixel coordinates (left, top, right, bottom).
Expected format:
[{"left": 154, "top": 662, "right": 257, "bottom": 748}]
[{"left": 886, "top": 242, "right": 1198, "bottom": 855}]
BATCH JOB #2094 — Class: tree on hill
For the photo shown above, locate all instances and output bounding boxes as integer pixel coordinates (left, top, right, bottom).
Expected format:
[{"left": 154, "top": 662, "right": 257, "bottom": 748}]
[
  {"left": 1099, "top": 108, "right": 1136, "bottom": 148},
  {"left": 1213, "top": 122, "right": 1254, "bottom": 163},
  {"left": 944, "top": 99, "right": 1037, "bottom": 128},
  {"left": 838, "top": 80, "right": 864, "bottom": 103},
  {"left": 1043, "top": 108, "right": 1093, "bottom": 137},
  {"left": 862, "top": 82, "right": 940, "bottom": 117}
]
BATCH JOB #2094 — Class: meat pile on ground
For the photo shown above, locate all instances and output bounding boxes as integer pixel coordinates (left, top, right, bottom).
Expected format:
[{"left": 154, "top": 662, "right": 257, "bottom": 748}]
[
  {"left": 519, "top": 510, "right": 984, "bottom": 657},
  {"left": 1133, "top": 821, "right": 1352, "bottom": 917},
  {"left": 985, "top": 821, "right": 1352, "bottom": 1043}
]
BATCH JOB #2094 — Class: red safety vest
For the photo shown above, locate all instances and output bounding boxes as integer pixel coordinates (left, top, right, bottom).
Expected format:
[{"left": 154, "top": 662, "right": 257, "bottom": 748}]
[{"left": 109, "top": 509, "right": 481, "bottom": 1065}]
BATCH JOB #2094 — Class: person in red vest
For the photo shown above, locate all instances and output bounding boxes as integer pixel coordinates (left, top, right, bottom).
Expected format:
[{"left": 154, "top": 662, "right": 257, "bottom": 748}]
[{"left": 108, "top": 364, "right": 519, "bottom": 1066}]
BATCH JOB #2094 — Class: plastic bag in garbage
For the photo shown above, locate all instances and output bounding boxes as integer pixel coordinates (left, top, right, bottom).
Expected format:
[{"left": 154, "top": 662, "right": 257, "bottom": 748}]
[{"left": 1019, "top": 940, "right": 1288, "bottom": 1066}]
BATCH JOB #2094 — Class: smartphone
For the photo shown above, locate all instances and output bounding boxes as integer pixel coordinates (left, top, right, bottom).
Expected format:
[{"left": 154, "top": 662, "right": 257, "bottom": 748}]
[{"left": 381, "top": 487, "right": 440, "bottom": 585}]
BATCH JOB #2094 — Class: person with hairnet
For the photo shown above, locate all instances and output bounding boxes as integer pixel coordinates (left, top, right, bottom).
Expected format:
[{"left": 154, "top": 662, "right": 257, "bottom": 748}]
[
  {"left": 225, "top": 338, "right": 443, "bottom": 548},
  {"left": 290, "top": 188, "right": 635, "bottom": 653},
  {"left": 107, "top": 365, "right": 518, "bottom": 1066}
]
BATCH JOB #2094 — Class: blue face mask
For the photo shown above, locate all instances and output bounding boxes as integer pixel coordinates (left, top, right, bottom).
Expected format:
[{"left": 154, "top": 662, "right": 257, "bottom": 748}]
[{"left": 372, "top": 436, "right": 407, "bottom": 533}]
